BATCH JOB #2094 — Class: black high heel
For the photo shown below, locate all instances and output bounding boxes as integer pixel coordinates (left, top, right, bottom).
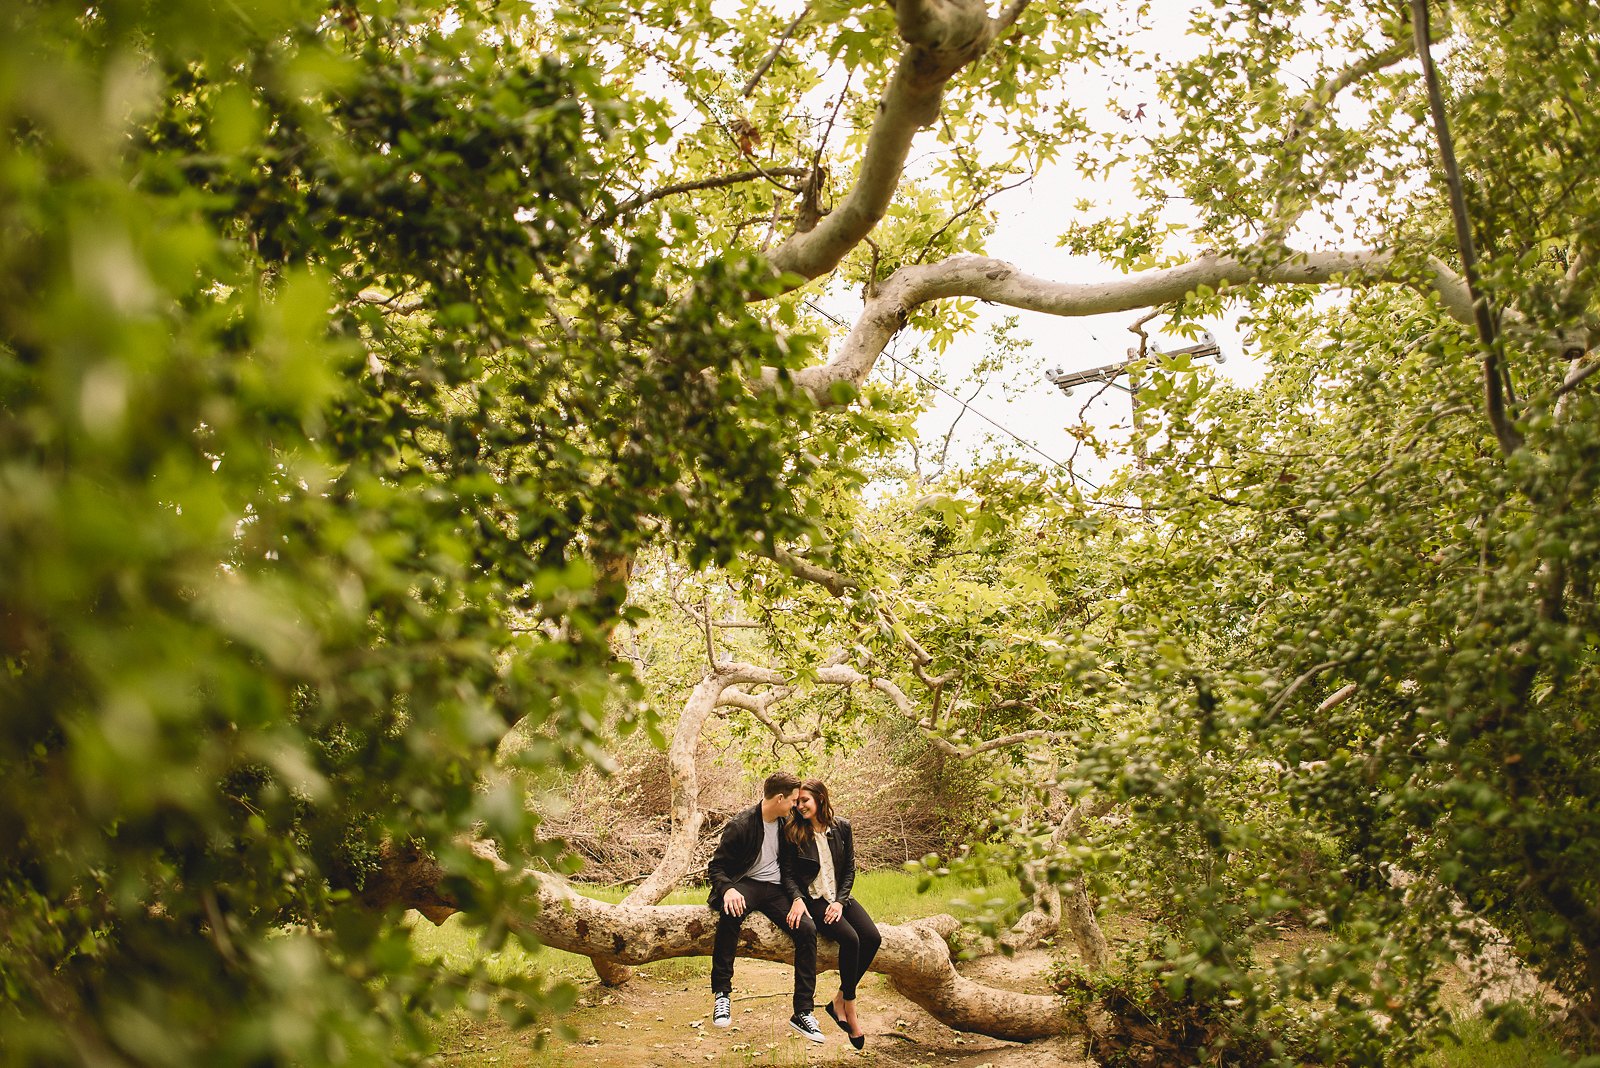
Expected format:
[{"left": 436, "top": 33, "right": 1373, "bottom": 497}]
[{"left": 825, "top": 1002, "right": 865, "bottom": 1050}]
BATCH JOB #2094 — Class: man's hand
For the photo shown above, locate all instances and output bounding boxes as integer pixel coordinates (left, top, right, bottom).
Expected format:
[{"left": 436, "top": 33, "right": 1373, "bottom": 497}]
[
  {"left": 824, "top": 901, "right": 843, "bottom": 925},
  {"left": 723, "top": 888, "right": 746, "bottom": 917},
  {"left": 786, "top": 898, "right": 806, "bottom": 929}
]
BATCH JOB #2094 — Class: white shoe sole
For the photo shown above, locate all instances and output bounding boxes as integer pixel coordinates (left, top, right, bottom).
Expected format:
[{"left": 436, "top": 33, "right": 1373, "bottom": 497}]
[{"left": 788, "top": 1021, "right": 825, "bottom": 1043}]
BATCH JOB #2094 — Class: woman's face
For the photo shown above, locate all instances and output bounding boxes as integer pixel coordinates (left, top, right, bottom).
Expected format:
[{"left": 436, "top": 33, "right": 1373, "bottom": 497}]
[{"left": 796, "top": 789, "right": 818, "bottom": 821}]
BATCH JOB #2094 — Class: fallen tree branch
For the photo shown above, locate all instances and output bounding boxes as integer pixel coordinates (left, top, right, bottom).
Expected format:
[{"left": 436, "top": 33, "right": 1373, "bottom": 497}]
[
  {"left": 378, "top": 841, "right": 1074, "bottom": 1040},
  {"left": 524, "top": 872, "right": 1074, "bottom": 1041}
]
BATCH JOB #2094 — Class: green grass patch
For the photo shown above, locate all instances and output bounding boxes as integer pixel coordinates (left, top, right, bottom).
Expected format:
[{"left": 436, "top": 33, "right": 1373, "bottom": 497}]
[
  {"left": 850, "top": 866, "right": 1023, "bottom": 924},
  {"left": 1423, "top": 1006, "right": 1570, "bottom": 1067}
]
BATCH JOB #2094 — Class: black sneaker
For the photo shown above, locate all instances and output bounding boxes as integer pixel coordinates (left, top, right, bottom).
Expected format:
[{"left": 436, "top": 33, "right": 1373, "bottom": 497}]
[
  {"left": 712, "top": 992, "right": 731, "bottom": 1028},
  {"left": 789, "top": 1012, "right": 825, "bottom": 1043}
]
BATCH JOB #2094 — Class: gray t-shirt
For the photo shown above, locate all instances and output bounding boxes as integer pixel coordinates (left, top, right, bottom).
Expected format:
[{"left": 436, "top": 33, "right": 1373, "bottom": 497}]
[{"left": 745, "top": 817, "right": 781, "bottom": 884}]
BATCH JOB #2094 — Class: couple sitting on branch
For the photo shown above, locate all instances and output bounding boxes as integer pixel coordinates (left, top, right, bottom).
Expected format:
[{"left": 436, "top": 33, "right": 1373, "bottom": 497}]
[{"left": 706, "top": 771, "right": 880, "bottom": 1048}]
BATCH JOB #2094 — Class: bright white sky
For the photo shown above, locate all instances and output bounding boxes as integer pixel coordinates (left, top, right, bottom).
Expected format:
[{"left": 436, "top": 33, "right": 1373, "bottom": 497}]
[
  {"left": 799, "top": 3, "right": 1276, "bottom": 490},
  {"left": 686, "top": 1, "right": 1389, "bottom": 489},
  {"left": 885, "top": 184, "right": 1268, "bottom": 492}
]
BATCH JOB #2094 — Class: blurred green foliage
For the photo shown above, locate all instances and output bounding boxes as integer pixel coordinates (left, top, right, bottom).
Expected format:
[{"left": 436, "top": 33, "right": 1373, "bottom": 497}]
[{"left": 0, "top": 1, "right": 822, "bottom": 1064}]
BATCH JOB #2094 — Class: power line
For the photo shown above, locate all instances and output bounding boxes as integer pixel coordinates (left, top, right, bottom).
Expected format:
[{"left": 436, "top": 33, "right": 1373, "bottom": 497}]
[{"left": 801, "top": 300, "right": 1101, "bottom": 492}]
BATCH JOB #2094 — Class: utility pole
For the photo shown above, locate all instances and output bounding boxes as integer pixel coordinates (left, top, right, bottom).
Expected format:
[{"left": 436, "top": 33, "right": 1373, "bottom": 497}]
[{"left": 1045, "top": 332, "right": 1225, "bottom": 470}]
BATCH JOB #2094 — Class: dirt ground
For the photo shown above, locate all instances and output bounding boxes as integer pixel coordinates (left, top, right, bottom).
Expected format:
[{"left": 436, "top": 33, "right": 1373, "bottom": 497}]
[{"left": 434, "top": 950, "right": 1091, "bottom": 1068}]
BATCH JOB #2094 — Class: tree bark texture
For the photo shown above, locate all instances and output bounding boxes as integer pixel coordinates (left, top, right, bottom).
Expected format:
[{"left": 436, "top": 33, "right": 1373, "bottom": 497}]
[
  {"left": 525, "top": 873, "right": 1075, "bottom": 1042},
  {"left": 593, "top": 668, "right": 759, "bottom": 984}
]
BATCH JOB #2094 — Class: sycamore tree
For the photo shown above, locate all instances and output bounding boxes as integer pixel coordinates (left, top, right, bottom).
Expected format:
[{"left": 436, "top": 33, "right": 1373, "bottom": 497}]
[{"left": 3, "top": 0, "right": 1598, "bottom": 1065}]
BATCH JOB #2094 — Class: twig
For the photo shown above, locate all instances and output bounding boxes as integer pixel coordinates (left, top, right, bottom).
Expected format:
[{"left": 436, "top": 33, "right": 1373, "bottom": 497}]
[
  {"left": 667, "top": 581, "right": 763, "bottom": 631},
  {"left": 913, "top": 173, "right": 1035, "bottom": 265},
  {"left": 700, "top": 591, "right": 717, "bottom": 669},
  {"left": 1264, "top": 40, "right": 1412, "bottom": 239},
  {"left": 599, "top": 167, "right": 810, "bottom": 224},
  {"left": 201, "top": 889, "right": 238, "bottom": 966},
  {"left": 995, "top": 0, "right": 1033, "bottom": 33},
  {"left": 1126, "top": 309, "right": 1162, "bottom": 356},
  {"left": 1266, "top": 658, "right": 1346, "bottom": 719},
  {"left": 742, "top": 4, "right": 812, "bottom": 98}
]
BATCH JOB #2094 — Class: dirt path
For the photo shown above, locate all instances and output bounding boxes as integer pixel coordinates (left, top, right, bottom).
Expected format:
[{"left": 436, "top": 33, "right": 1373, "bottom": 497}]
[{"left": 437, "top": 951, "right": 1091, "bottom": 1067}]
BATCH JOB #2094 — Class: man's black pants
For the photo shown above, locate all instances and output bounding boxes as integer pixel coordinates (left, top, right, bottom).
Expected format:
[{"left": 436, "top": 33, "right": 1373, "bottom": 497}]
[{"left": 710, "top": 878, "right": 817, "bottom": 1014}]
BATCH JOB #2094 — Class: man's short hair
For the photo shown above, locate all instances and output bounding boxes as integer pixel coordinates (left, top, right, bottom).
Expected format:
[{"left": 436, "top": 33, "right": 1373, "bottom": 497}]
[{"left": 763, "top": 771, "right": 801, "bottom": 798}]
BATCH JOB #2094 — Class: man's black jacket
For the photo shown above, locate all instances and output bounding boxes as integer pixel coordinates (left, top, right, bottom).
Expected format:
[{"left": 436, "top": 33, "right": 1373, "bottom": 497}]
[
  {"left": 778, "top": 818, "right": 857, "bottom": 907},
  {"left": 705, "top": 802, "right": 804, "bottom": 909}
]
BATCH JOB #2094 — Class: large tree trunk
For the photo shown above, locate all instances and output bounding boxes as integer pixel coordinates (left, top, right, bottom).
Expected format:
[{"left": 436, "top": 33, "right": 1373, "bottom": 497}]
[
  {"left": 525, "top": 872, "right": 1074, "bottom": 1042},
  {"left": 377, "top": 841, "right": 1073, "bottom": 1041}
]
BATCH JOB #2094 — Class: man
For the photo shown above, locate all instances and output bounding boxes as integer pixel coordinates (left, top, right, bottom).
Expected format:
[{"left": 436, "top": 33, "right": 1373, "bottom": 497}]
[{"left": 705, "top": 771, "right": 824, "bottom": 1043}]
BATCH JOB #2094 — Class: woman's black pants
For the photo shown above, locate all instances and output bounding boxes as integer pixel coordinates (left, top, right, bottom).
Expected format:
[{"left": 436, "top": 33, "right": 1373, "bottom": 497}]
[{"left": 805, "top": 897, "right": 881, "bottom": 1000}]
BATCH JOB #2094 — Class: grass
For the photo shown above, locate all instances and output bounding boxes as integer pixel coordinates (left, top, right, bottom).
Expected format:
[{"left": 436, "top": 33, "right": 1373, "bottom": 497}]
[
  {"left": 411, "top": 869, "right": 1022, "bottom": 1066},
  {"left": 1422, "top": 1007, "right": 1572, "bottom": 1067},
  {"left": 408, "top": 866, "right": 1023, "bottom": 989},
  {"left": 413, "top": 870, "right": 1574, "bottom": 1067}
]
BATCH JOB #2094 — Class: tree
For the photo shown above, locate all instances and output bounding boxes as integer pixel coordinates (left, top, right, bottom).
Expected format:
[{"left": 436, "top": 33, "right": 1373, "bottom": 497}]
[
  {"left": 3, "top": 0, "right": 1598, "bottom": 1064},
  {"left": 2, "top": 2, "right": 818, "bottom": 1063}
]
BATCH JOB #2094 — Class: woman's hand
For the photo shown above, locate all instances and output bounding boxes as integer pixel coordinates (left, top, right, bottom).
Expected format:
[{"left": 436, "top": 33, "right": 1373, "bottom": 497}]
[
  {"left": 786, "top": 898, "right": 806, "bottom": 929},
  {"left": 824, "top": 901, "right": 843, "bottom": 924}
]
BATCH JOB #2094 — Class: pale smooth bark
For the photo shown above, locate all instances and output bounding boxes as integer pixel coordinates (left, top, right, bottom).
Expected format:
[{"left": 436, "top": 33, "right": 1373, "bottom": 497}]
[
  {"left": 594, "top": 662, "right": 793, "bottom": 984},
  {"left": 526, "top": 873, "right": 1075, "bottom": 1041},
  {"left": 996, "top": 797, "right": 1107, "bottom": 969},
  {"left": 767, "top": 0, "right": 1014, "bottom": 287},
  {"left": 782, "top": 249, "right": 1479, "bottom": 405},
  {"left": 379, "top": 840, "right": 1076, "bottom": 1040}
]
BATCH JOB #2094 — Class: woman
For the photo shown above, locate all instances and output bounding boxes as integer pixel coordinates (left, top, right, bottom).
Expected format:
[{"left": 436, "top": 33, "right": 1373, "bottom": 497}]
[{"left": 781, "top": 778, "right": 880, "bottom": 1050}]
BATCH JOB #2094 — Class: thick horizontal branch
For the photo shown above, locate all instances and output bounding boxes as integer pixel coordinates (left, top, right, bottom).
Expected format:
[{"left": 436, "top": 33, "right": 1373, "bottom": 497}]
[
  {"left": 522, "top": 872, "right": 1073, "bottom": 1041},
  {"left": 780, "top": 248, "right": 1478, "bottom": 404}
]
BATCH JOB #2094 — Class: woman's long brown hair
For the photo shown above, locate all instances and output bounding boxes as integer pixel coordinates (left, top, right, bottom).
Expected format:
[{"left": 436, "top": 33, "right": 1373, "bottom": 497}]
[{"left": 785, "top": 778, "right": 835, "bottom": 849}]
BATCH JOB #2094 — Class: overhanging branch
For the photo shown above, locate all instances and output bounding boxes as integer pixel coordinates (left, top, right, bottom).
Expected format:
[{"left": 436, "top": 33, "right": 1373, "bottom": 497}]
[
  {"left": 765, "top": 0, "right": 1009, "bottom": 287},
  {"left": 780, "top": 248, "right": 1478, "bottom": 405}
]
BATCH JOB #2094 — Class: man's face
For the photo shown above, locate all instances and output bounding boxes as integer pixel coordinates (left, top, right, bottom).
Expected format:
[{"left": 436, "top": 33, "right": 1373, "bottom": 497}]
[
  {"left": 795, "top": 789, "right": 816, "bottom": 821},
  {"left": 773, "top": 789, "right": 799, "bottom": 818}
]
